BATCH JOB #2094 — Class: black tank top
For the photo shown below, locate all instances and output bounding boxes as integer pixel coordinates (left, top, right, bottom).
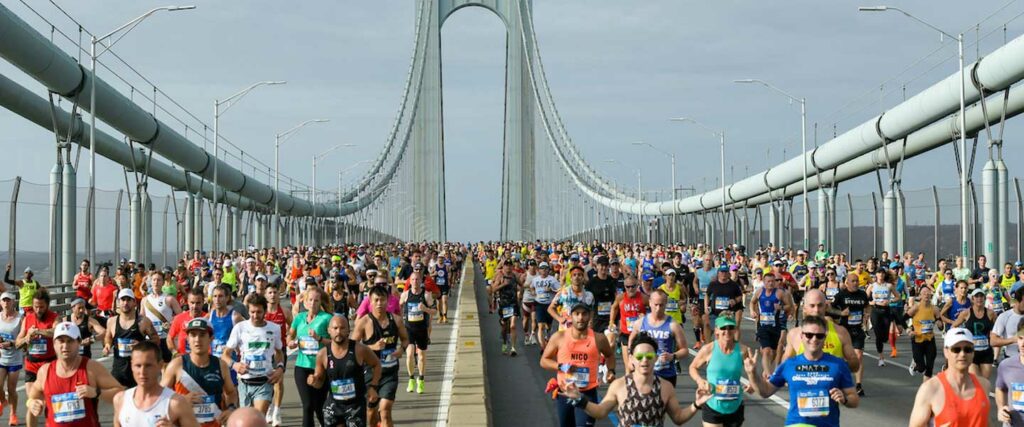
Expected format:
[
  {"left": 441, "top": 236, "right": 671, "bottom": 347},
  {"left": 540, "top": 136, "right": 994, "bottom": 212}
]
[
  {"left": 364, "top": 314, "right": 399, "bottom": 371},
  {"left": 965, "top": 307, "right": 994, "bottom": 351},
  {"left": 113, "top": 316, "right": 145, "bottom": 363},
  {"left": 326, "top": 341, "right": 365, "bottom": 404},
  {"left": 403, "top": 289, "right": 428, "bottom": 330},
  {"left": 182, "top": 355, "right": 224, "bottom": 407},
  {"left": 332, "top": 294, "right": 348, "bottom": 316},
  {"left": 76, "top": 315, "right": 92, "bottom": 358}
]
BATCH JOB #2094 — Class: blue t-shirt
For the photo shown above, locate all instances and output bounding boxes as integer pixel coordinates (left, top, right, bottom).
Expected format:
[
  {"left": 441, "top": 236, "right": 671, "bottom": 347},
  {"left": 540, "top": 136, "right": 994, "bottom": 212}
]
[{"left": 768, "top": 353, "right": 853, "bottom": 427}]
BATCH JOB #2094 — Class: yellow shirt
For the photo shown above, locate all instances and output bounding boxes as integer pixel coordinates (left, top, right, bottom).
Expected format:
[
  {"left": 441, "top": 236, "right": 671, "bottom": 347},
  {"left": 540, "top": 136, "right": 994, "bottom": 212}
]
[
  {"left": 911, "top": 304, "right": 937, "bottom": 343},
  {"left": 484, "top": 259, "right": 498, "bottom": 281},
  {"left": 857, "top": 271, "right": 870, "bottom": 289},
  {"left": 797, "top": 319, "right": 845, "bottom": 359}
]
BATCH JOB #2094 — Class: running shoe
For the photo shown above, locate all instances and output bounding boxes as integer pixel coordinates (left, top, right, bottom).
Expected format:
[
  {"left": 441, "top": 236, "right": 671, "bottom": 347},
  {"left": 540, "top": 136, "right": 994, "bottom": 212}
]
[
  {"left": 692, "top": 341, "right": 702, "bottom": 350},
  {"left": 416, "top": 378, "right": 425, "bottom": 394},
  {"left": 877, "top": 358, "right": 885, "bottom": 367},
  {"left": 272, "top": 410, "right": 281, "bottom": 427},
  {"left": 510, "top": 346, "right": 518, "bottom": 357},
  {"left": 502, "top": 342, "right": 509, "bottom": 355},
  {"left": 407, "top": 377, "right": 416, "bottom": 393},
  {"left": 9, "top": 414, "right": 17, "bottom": 427},
  {"left": 890, "top": 348, "right": 898, "bottom": 358},
  {"left": 908, "top": 360, "right": 917, "bottom": 376},
  {"left": 856, "top": 383, "right": 865, "bottom": 396}
]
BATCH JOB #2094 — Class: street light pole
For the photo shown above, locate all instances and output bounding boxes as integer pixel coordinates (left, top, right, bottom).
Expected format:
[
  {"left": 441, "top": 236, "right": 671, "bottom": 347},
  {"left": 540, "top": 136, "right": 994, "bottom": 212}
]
[
  {"left": 733, "top": 79, "right": 808, "bottom": 250},
  {"left": 213, "top": 80, "right": 285, "bottom": 252},
  {"left": 312, "top": 144, "right": 357, "bottom": 245},
  {"left": 859, "top": 5, "right": 969, "bottom": 259},
  {"left": 89, "top": 5, "right": 195, "bottom": 260},
  {"left": 631, "top": 141, "right": 677, "bottom": 241},
  {"left": 671, "top": 117, "right": 727, "bottom": 246},
  {"left": 274, "top": 119, "right": 329, "bottom": 247}
]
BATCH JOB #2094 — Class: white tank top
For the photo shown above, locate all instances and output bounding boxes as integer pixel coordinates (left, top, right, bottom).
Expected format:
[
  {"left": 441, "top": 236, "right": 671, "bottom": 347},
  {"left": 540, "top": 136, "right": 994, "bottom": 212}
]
[
  {"left": 143, "top": 295, "right": 174, "bottom": 338},
  {"left": 118, "top": 387, "right": 175, "bottom": 427},
  {"left": 0, "top": 313, "right": 22, "bottom": 366}
]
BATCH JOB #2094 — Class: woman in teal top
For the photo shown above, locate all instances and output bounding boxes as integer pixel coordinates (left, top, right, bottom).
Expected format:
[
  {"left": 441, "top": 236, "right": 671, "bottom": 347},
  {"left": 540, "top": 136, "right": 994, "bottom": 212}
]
[
  {"left": 688, "top": 316, "right": 761, "bottom": 426},
  {"left": 287, "top": 286, "right": 333, "bottom": 427}
]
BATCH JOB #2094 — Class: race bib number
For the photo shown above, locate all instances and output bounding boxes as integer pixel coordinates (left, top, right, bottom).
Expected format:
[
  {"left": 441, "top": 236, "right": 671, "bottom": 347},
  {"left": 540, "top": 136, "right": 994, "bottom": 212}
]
[
  {"left": 796, "top": 390, "right": 830, "bottom": 418},
  {"left": 848, "top": 312, "right": 863, "bottom": 326},
  {"left": 714, "top": 379, "right": 741, "bottom": 400},
  {"left": 1011, "top": 383, "right": 1024, "bottom": 412},
  {"left": 194, "top": 395, "right": 217, "bottom": 424},
  {"left": 825, "top": 287, "right": 839, "bottom": 300},
  {"left": 973, "top": 336, "right": 990, "bottom": 351},
  {"left": 244, "top": 353, "right": 268, "bottom": 377},
  {"left": 665, "top": 300, "right": 679, "bottom": 313},
  {"left": 116, "top": 338, "right": 135, "bottom": 358},
  {"left": 872, "top": 289, "right": 890, "bottom": 305},
  {"left": 298, "top": 336, "right": 319, "bottom": 356},
  {"left": 565, "top": 367, "right": 590, "bottom": 389},
  {"left": 51, "top": 392, "right": 86, "bottom": 423},
  {"left": 759, "top": 312, "right": 776, "bottom": 326},
  {"left": 381, "top": 348, "right": 398, "bottom": 368},
  {"left": 211, "top": 338, "right": 227, "bottom": 358},
  {"left": 331, "top": 378, "right": 357, "bottom": 401},
  {"left": 714, "top": 297, "right": 730, "bottom": 311},
  {"left": 407, "top": 303, "right": 425, "bottom": 322},
  {"left": 597, "top": 302, "right": 612, "bottom": 316},
  {"left": 152, "top": 320, "right": 167, "bottom": 338},
  {"left": 625, "top": 316, "right": 638, "bottom": 333},
  {"left": 919, "top": 319, "right": 934, "bottom": 335},
  {"left": 501, "top": 306, "right": 515, "bottom": 319}
]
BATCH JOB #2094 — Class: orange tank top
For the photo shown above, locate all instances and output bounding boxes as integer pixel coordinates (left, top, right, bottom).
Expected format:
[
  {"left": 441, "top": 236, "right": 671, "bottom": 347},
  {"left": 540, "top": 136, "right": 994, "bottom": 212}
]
[
  {"left": 556, "top": 329, "right": 600, "bottom": 391},
  {"left": 934, "top": 371, "right": 990, "bottom": 427}
]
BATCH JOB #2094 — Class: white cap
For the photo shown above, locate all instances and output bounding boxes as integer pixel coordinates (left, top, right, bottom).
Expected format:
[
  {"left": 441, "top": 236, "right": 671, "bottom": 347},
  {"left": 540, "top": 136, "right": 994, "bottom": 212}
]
[
  {"left": 0, "top": 292, "right": 15, "bottom": 301},
  {"left": 223, "top": 260, "right": 232, "bottom": 267},
  {"left": 256, "top": 274, "right": 267, "bottom": 281},
  {"left": 539, "top": 262, "right": 550, "bottom": 269},
  {"left": 117, "top": 288, "right": 136, "bottom": 300},
  {"left": 665, "top": 269, "right": 677, "bottom": 276},
  {"left": 23, "top": 267, "right": 32, "bottom": 274},
  {"left": 54, "top": 322, "right": 81, "bottom": 340},
  {"left": 943, "top": 327, "right": 974, "bottom": 348},
  {"left": 797, "top": 250, "right": 806, "bottom": 255}
]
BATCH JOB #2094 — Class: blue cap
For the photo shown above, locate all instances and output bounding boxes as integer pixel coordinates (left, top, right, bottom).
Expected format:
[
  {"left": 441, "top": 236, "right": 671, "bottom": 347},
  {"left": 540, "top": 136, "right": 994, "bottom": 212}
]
[
  {"left": 642, "top": 273, "right": 653, "bottom": 281},
  {"left": 1012, "top": 281, "right": 1024, "bottom": 296},
  {"left": 889, "top": 262, "right": 902, "bottom": 269},
  {"left": 717, "top": 266, "right": 729, "bottom": 273},
  {"left": 1016, "top": 261, "right": 1023, "bottom": 267}
]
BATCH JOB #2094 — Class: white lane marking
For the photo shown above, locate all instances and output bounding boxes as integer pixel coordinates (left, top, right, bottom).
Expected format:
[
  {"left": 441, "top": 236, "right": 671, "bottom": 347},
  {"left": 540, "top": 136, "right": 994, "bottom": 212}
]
[
  {"left": 435, "top": 262, "right": 468, "bottom": 427},
  {"left": 687, "top": 348, "right": 790, "bottom": 409}
]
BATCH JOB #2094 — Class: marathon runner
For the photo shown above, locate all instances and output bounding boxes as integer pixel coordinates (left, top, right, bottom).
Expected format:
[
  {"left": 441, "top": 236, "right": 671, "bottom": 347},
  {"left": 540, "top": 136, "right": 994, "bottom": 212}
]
[
  {"left": 0, "top": 292, "right": 21, "bottom": 426},
  {"left": 491, "top": 262, "right": 522, "bottom": 356},
  {"left": 90, "top": 266, "right": 118, "bottom": 319},
  {"left": 548, "top": 266, "right": 594, "bottom": 333},
  {"left": 207, "top": 285, "right": 245, "bottom": 376},
  {"left": 309, "top": 315, "right": 382, "bottom": 427},
  {"left": 750, "top": 273, "right": 794, "bottom": 376},
  {"left": 909, "top": 328, "right": 991, "bottom": 427},
  {"left": 532, "top": 262, "right": 560, "bottom": 348},
  {"left": 628, "top": 289, "right": 688, "bottom": 386},
  {"left": 705, "top": 266, "right": 745, "bottom": 341},
  {"left": 907, "top": 285, "right": 939, "bottom": 379},
  {"left": 25, "top": 322, "right": 123, "bottom": 427},
  {"left": 866, "top": 270, "right": 897, "bottom": 366},
  {"left": 830, "top": 274, "right": 869, "bottom": 393},
  {"left": 609, "top": 276, "right": 647, "bottom": 357},
  {"left": 656, "top": 267, "right": 686, "bottom": 332},
  {"left": 17, "top": 289, "right": 60, "bottom": 427},
  {"left": 68, "top": 297, "right": 105, "bottom": 359},
  {"left": 4, "top": 264, "right": 39, "bottom": 315},
  {"left": 287, "top": 284, "right": 332, "bottom": 427},
  {"left": 73, "top": 260, "right": 94, "bottom": 309},
  {"left": 994, "top": 318, "right": 1024, "bottom": 425},
  {"left": 522, "top": 261, "right": 538, "bottom": 346},
  {"left": 540, "top": 303, "right": 615, "bottom": 427},
  {"left": 400, "top": 272, "right": 435, "bottom": 393},
  {"left": 143, "top": 271, "right": 182, "bottom": 362},
  {"left": 749, "top": 315, "right": 860, "bottom": 426},
  {"left": 777, "top": 290, "right": 861, "bottom": 385},
  {"left": 941, "top": 280, "right": 971, "bottom": 331},
  {"left": 262, "top": 283, "right": 291, "bottom": 426},
  {"left": 222, "top": 294, "right": 285, "bottom": 416},
  {"left": 167, "top": 288, "right": 206, "bottom": 357},
  {"left": 113, "top": 341, "right": 199, "bottom": 427},
  {"left": 952, "top": 288, "right": 996, "bottom": 379},
  {"left": 587, "top": 256, "right": 618, "bottom": 353},
  {"left": 435, "top": 256, "right": 451, "bottom": 324},
  {"left": 689, "top": 316, "right": 762, "bottom": 426},
  {"left": 161, "top": 317, "right": 239, "bottom": 427},
  {"left": 104, "top": 288, "right": 160, "bottom": 388},
  {"left": 559, "top": 333, "right": 707, "bottom": 426},
  {"left": 352, "top": 286, "right": 409, "bottom": 427}
]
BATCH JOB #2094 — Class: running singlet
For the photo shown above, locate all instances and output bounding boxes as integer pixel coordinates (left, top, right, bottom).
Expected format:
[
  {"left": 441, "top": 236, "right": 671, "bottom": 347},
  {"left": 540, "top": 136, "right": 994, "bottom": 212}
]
[
  {"left": 326, "top": 341, "right": 365, "bottom": 405},
  {"left": 707, "top": 341, "right": 744, "bottom": 415},
  {"left": 404, "top": 289, "right": 429, "bottom": 330},
  {"left": 948, "top": 298, "right": 970, "bottom": 325},
  {"left": 173, "top": 355, "right": 224, "bottom": 427},
  {"left": 768, "top": 353, "right": 854, "bottom": 427},
  {"left": 19, "top": 279, "right": 39, "bottom": 308},
  {"left": 640, "top": 315, "right": 676, "bottom": 379},
  {"left": 25, "top": 310, "right": 58, "bottom": 372},
  {"left": 964, "top": 308, "right": 994, "bottom": 351},
  {"left": 531, "top": 276, "right": 559, "bottom": 305},
  {"left": 757, "top": 288, "right": 781, "bottom": 327},
  {"left": 117, "top": 387, "right": 175, "bottom": 427},
  {"left": 659, "top": 284, "right": 684, "bottom": 324},
  {"left": 0, "top": 313, "right": 22, "bottom": 366},
  {"left": 555, "top": 329, "right": 599, "bottom": 392},
  {"left": 618, "top": 293, "right": 644, "bottom": 334},
  {"left": 797, "top": 320, "right": 844, "bottom": 360},
  {"left": 911, "top": 304, "right": 937, "bottom": 343},
  {"left": 933, "top": 371, "right": 991, "bottom": 427},
  {"left": 365, "top": 314, "right": 400, "bottom": 371},
  {"left": 94, "top": 283, "right": 116, "bottom": 312},
  {"left": 208, "top": 309, "right": 235, "bottom": 358},
  {"left": 695, "top": 269, "right": 715, "bottom": 300},
  {"left": 265, "top": 305, "right": 288, "bottom": 335},
  {"left": 44, "top": 357, "right": 99, "bottom": 427}
]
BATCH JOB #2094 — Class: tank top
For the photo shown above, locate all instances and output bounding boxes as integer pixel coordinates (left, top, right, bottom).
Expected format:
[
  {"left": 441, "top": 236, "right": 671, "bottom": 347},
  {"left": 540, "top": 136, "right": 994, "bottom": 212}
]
[
  {"left": 618, "top": 293, "right": 644, "bottom": 333},
  {"left": 797, "top": 320, "right": 844, "bottom": 359},
  {"left": 265, "top": 305, "right": 287, "bottom": 334},
  {"left": 555, "top": 329, "right": 600, "bottom": 392},
  {"left": 824, "top": 285, "right": 840, "bottom": 303},
  {"left": 403, "top": 289, "right": 428, "bottom": 330},
  {"left": 707, "top": 341, "right": 744, "bottom": 415},
  {"left": 365, "top": 314, "right": 399, "bottom": 371},
  {"left": 94, "top": 282, "right": 116, "bottom": 312},
  {"left": 208, "top": 309, "right": 235, "bottom": 358},
  {"left": 113, "top": 316, "right": 145, "bottom": 366},
  {"left": 871, "top": 283, "right": 893, "bottom": 306},
  {"left": 331, "top": 293, "right": 348, "bottom": 316},
  {"left": 0, "top": 312, "right": 22, "bottom": 366},
  {"left": 964, "top": 307, "right": 994, "bottom": 351},
  {"left": 659, "top": 284, "right": 683, "bottom": 324},
  {"left": 117, "top": 387, "right": 176, "bottom": 427},
  {"left": 44, "top": 357, "right": 99, "bottom": 427},
  {"left": 940, "top": 281, "right": 956, "bottom": 303},
  {"left": 143, "top": 295, "right": 174, "bottom": 339},
  {"left": 934, "top": 371, "right": 990, "bottom": 427},
  {"left": 640, "top": 315, "right": 677, "bottom": 378},
  {"left": 174, "top": 355, "right": 224, "bottom": 426},
  {"left": 326, "top": 341, "right": 366, "bottom": 405},
  {"left": 757, "top": 288, "right": 781, "bottom": 327},
  {"left": 949, "top": 298, "right": 970, "bottom": 325},
  {"left": 75, "top": 315, "right": 93, "bottom": 358},
  {"left": 911, "top": 304, "right": 937, "bottom": 343},
  {"left": 19, "top": 279, "right": 38, "bottom": 308},
  {"left": 25, "top": 310, "right": 57, "bottom": 364},
  {"left": 618, "top": 375, "right": 664, "bottom": 427}
]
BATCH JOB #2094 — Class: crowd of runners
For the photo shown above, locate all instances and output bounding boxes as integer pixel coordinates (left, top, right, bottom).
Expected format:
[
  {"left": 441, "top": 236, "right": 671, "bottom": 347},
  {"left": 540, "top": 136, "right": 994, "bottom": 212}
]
[
  {"left": 0, "top": 242, "right": 464, "bottom": 427},
  {"left": 475, "top": 241, "right": 1024, "bottom": 426}
]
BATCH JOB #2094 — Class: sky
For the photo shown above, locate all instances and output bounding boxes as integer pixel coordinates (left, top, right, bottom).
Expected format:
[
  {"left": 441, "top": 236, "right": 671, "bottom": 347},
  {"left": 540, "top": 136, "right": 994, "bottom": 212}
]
[{"left": 0, "top": 0, "right": 1022, "bottom": 246}]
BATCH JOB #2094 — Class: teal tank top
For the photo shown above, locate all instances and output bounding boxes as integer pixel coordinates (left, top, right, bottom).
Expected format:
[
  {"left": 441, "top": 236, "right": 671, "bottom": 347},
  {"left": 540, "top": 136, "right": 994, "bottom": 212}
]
[{"left": 706, "top": 341, "right": 743, "bottom": 414}]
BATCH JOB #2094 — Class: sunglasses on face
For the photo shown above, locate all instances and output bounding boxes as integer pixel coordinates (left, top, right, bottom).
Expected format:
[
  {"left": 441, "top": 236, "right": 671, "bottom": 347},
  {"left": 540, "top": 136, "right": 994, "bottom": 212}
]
[
  {"left": 625, "top": 285, "right": 637, "bottom": 289},
  {"left": 948, "top": 346, "right": 974, "bottom": 354},
  {"left": 632, "top": 352, "right": 657, "bottom": 361},
  {"left": 803, "top": 332, "right": 827, "bottom": 341}
]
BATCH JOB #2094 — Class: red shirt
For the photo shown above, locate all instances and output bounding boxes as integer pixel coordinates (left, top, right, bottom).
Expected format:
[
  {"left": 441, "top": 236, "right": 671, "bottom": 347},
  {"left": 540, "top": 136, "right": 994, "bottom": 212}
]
[
  {"left": 44, "top": 357, "right": 99, "bottom": 427},
  {"left": 167, "top": 311, "right": 205, "bottom": 355},
  {"left": 424, "top": 276, "right": 440, "bottom": 295},
  {"left": 92, "top": 282, "right": 117, "bottom": 312},
  {"left": 25, "top": 310, "right": 59, "bottom": 373},
  {"left": 73, "top": 273, "right": 93, "bottom": 300}
]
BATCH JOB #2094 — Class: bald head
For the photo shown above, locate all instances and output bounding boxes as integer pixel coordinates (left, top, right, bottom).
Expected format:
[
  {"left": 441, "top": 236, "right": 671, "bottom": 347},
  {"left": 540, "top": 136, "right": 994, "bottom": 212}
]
[
  {"left": 802, "top": 289, "right": 826, "bottom": 317},
  {"left": 227, "top": 408, "right": 268, "bottom": 427}
]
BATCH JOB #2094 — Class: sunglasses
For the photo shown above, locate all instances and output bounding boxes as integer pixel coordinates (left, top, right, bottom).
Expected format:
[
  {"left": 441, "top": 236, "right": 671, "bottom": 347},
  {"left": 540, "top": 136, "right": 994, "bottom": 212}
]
[
  {"left": 802, "top": 332, "right": 827, "bottom": 341},
  {"left": 632, "top": 352, "right": 657, "bottom": 361},
  {"left": 948, "top": 346, "right": 974, "bottom": 354},
  {"left": 624, "top": 285, "right": 637, "bottom": 289}
]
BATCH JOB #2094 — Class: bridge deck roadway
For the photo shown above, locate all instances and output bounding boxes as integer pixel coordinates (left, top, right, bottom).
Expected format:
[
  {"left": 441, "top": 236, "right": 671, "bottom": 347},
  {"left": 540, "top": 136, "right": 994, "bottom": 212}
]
[{"left": 472, "top": 264, "right": 1001, "bottom": 426}]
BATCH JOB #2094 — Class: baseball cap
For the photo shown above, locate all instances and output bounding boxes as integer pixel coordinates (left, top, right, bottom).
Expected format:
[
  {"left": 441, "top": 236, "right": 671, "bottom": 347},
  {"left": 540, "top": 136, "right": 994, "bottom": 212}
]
[
  {"left": 117, "top": 288, "right": 136, "bottom": 300},
  {"left": 890, "top": 262, "right": 902, "bottom": 269},
  {"left": 256, "top": 274, "right": 267, "bottom": 282},
  {"left": 717, "top": 266, "right": 729, "bottom": 273},
  {"left": 970, "top": 288, "right": 986, "bottom": 298},
  {"left": 570, "top": 303, "right": 591, "bottom": 313},
  {"left": 642, "top": 273, "right": 653, "bottom": 281},
  {"left": 772, "top": 260, "right": 784, "bottom": 266},
  {"left": 715, "top": 316, "right": 737, "bottom": 329},
  {"left": 943, "top": 327, "right": 974, "bottom": 348},
  {"left": 54, "top": 322, "right": 81, "bottom": 340},
  {"left": 797, "top": 250, "right": 806, "bottom": 256},
  {"left": 23, "top": 267, "right": 32, "bottom": 274},
  {"left": 665, "top": 269, "right": 677, "bottom": 276},
  {"left": 185, "top": 317, "right": 214, "bottom": 334},
  {"left": 0, "top": 292, "right": 15, "bottom": 301},
  {"left": 569, "top": 254, "right": 580, "bottom": 260},
  {"left": 539, "top": 262, "right": 550, "bottom": 269}
]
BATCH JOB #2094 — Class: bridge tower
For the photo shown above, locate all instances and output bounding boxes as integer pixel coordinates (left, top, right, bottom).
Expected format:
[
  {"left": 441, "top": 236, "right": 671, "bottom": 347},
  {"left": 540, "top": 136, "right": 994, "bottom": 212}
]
[{"left": 411, "top": 0, "right": 536, "bottom": 241}]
